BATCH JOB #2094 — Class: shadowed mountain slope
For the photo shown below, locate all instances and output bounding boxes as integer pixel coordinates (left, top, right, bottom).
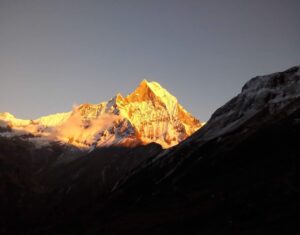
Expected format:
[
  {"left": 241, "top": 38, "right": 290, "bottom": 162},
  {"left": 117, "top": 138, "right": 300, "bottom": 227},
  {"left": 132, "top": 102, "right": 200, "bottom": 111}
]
[{"left": 1, "top": 66, "right": 300, "bottom": 234}]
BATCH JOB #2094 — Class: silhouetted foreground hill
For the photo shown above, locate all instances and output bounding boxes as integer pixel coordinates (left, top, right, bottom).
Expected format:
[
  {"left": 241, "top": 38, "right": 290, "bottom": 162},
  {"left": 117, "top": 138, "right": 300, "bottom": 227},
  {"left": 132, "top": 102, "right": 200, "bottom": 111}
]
[{"left": 1, "top": 66, "right": 300, "bottom": 234}]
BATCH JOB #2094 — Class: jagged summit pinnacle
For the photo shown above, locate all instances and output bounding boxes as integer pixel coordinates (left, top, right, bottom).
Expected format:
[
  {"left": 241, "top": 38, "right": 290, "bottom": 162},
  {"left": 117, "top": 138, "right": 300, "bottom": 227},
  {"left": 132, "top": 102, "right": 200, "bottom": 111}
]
[
  {"left": 126, "top": 80, "right": 165, "bottom": 101},
  {"left": 136, "top": 79, "right": 171, "bottom": 96},
  {"left": 126, "top": 80, "right": 178, "bottom": 114},
  {"left": 0, "top": 80, "right": 202, "bottom": 148},
  {"left": 140, "top": 78, "right": 150, "bottom": 85}
]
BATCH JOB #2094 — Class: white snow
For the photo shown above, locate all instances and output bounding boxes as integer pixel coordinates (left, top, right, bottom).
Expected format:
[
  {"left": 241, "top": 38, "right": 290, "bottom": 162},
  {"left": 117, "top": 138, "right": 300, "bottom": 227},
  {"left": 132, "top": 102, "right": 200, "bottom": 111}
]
[
  {"left": 0, "top": 80, "right": 202, "bottom": 149},
  {"left": 190, "top": 66, "right": 300, "bottom": 142}
]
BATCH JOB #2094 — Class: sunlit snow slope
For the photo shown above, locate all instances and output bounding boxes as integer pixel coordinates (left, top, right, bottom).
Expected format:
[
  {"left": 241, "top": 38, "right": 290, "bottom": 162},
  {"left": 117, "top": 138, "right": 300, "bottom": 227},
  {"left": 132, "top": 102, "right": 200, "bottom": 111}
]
[{"left": 0, "top": 80, "right": 202, "bottom": 148}]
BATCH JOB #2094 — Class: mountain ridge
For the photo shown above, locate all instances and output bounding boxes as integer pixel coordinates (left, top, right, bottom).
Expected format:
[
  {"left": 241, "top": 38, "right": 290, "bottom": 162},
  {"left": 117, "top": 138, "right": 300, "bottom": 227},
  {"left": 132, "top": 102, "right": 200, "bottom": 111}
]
[
  {"left": 1, "top": 66, "right": 300, "bottom": 234},
  {"left": 0, "top": 80, "right": 202, "bottom": 148}
]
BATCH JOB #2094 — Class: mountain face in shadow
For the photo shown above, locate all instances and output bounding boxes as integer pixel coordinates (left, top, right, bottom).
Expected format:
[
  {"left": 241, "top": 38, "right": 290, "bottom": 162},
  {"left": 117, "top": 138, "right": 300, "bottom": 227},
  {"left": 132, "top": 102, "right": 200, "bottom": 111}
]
[
  {"left": 0, "top": 138, "right": 162, "bottom": 234},
  {"left": 1, "top": 66, "right": 300, "bottom": 234},
  {"left": 100, "top": 66, "right": 300, "bottom": 235}
]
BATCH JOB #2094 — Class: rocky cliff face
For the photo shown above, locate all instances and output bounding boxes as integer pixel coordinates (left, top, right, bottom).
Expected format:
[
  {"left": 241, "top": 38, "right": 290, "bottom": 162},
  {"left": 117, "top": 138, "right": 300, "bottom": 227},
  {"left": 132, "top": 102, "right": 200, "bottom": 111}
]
[
  {"left": 101, "top": 66, "right": 300, "bottom": 235},
  {"left": 121, "top": 66, "right": 300, "bottom": 186},
  {"left": 0, "top": 80, "right": 202, "bottom": 148},
  {"left": 1, "top": 66, "right": 300, "bottom": 234}
]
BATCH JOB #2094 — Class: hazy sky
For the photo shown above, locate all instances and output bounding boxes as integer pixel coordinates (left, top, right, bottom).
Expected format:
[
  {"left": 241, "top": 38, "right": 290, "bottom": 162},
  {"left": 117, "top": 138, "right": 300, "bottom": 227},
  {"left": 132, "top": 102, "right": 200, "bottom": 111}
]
[{"left": 0, "top": 0, "right": 299, "bottom": 121}]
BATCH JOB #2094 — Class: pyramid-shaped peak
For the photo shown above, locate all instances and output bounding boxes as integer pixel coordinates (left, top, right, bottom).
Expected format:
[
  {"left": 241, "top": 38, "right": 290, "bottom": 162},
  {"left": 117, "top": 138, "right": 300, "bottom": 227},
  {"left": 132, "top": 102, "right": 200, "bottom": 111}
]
[
  {"left": 138, "top": 79, "right": 162, "bottom": 90},
  {"left": 126, "top": 80, "right": 177, "bottom": 104},
  {"left": 137, "top": 79, "right": 158, "bottom": 92},
  {"left": 140, "top": 79, "right": 149, "bottom": 86},
  {"left": 0, "top": 79, "right": 202, "bottom": 149}
]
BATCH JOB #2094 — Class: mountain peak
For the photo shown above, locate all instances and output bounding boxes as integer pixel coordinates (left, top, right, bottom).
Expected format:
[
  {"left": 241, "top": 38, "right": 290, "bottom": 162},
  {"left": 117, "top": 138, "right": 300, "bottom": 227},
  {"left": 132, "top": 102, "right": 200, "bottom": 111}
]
[
  {"left": 0, "top": 80, "right": 202, "bottom": 148},
  {"left": 126, "top": 79, "right": 157, "bottom": 102},
  {"left": 140, "top": 79, "right": 150, "bottom": 86},
  {"left": 126, "top": 80, "right": 178, "bottom": 112},
  {"left": 136, "top": 79, "right": 170, "bottom": 96}
]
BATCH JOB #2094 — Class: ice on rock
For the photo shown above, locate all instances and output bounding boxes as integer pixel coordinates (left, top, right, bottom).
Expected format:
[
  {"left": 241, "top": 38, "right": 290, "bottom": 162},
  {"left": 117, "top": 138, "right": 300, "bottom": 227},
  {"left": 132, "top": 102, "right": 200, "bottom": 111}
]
[
  {"left": 189, "top": 66, "right": 300, "bottom": 142},
  {"left": 0, "top": 80, "right": 202, "bottom": 149}
]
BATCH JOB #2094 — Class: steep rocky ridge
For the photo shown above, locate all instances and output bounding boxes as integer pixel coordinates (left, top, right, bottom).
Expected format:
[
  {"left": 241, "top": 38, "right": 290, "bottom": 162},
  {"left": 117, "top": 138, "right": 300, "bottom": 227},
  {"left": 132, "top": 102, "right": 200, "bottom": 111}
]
[{"left": 0, "top": 80, "right": 202, "bottom": 148}]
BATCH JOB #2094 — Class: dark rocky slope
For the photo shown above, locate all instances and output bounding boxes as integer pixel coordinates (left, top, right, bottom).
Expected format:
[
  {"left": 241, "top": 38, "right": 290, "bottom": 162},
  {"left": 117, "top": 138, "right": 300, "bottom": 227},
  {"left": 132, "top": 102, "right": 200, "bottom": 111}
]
[
  {"left": 0, "top": 136, "right": 162, "bottom": 234},
  {"left": 83, "top": 66, "right": 300, "bottom": 234},
  {"left": 1, "top": 66, "right": 300, "bottom": 234}
]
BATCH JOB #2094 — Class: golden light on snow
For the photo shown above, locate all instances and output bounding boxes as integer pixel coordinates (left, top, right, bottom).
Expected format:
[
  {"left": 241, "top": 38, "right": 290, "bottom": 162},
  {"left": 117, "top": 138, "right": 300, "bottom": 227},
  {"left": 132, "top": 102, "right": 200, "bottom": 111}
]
[{"left": 0, "top": 81, "right": 203, "bottom": 149}]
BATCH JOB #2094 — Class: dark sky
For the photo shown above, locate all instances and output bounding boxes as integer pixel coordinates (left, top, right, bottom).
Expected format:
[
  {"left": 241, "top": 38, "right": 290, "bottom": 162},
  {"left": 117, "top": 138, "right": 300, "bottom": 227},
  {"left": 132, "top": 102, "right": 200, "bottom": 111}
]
[{"left": 0, "top": 0, "right": 299, "bottom": 121}]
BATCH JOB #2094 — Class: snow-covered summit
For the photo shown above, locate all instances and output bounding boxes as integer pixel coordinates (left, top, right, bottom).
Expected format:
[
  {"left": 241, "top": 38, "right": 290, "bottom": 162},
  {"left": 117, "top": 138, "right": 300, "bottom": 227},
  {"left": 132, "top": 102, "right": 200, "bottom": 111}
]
[
  {"left": 189, "top": 66, "right": 300, "bottom": 143},
  {"left": 125, "top": 80, "right": 178, "bottom": 114},
  {"left": 0, "top": 80, "right": 202, "bottom": 148}
]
